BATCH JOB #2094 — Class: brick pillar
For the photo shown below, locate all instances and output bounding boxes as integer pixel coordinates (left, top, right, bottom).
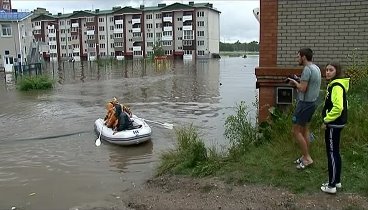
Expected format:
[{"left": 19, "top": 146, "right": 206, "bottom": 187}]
[
  {"left": 255, "top": 0, "right": 279, "bottom": 122},
  {"left": 259, "top": 0, "right": 278, "bottom": 67}
]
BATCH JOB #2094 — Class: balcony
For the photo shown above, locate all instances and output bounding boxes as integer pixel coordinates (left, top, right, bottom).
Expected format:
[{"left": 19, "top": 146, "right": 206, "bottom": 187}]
[
  {"left": 33, "top": 25, "right": 41, "bottom": 30},
  {"left": 132, "top": 18, "right": 140, "bottom": 24},
  {"left": 132, "top": 27, "right": 141, "bottom": 33},
  {"left": 183, "top": 25, "right": 192, "bottom": 31},
  {"left": 49, "top": 41, "right": 57, "bottom": 45},
  {"left": 163, "top": 16, "right": 172, "bottom": 22},
  {"left": 47, "top": 25, "right": 55, "bottom": 30},
  {"left": 133, "top": 46, "right": 141, "bottom": 51},
  {"left": 163, "top": 26, "right": 172, "bottom": 31},
  {"left": 73, "top": 48, "right": 80, "bottom": 53},
  {"left": 114, "top": 28, "right": 123, "bottom": 33},
  {"left": 87, "top": 30, "right": 95, "bottom": 35},
  {"left": 71, "top": 23, "right": 79, "bottom": 28},
  {"left": 183, "top": 15, "right": 192, "bottom": 22},
  {"left": 115, "top": 19, "right": 124, "bottom": 25},
  {"left": 48, "top": 33, "right": 56, "bottom": 37},
  {"left": 162, "top": 35, "right": 172, "bottom": 41}
]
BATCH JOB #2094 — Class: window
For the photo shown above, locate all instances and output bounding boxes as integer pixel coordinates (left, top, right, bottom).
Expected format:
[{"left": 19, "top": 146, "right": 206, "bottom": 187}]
[
  {"left": 162, "top": 41, "right": 172, "bottom": 46},
  {"left": 133, "top": 32, "right": 141, "bottom": 37},
  {"left": 177, "top": 17, "right": 182, "bottom": 21},
  {"left": 197, "top": 31, "right": 204, "bottom": 37},
  {"left": 99, "top": 26, "right": 104, "bottom": 31},
  {"left": 162, "top": 31, "right": 172, "bottom": 36},
  {"left": 60, "top": 20, "right": 65, "bottom": 25},
  {"left": 114, "top": 33, "right": 123, "bottom": 38},
  {"left": 155, "top": 23, "right": 161, "bottom": 28},
  {"left": 98, "top": 17, "right": 104, "bottom": 22},
  {"left": 197, "top": 11, "right": 204, "bottom": 17},
  {"left": 111, "top": 43, "right": 114, "bottom": 48},
  {"left": 197, "top": 40, "right": 204, "bottom": 46},
  {"left": 99, "top": 35, "right": 105, "bottom": 40},
  {"left": 155, "top": 14, "right": 161, "bottom": 19},
  {"left": 99, "top": 44, "right": 105, "bottom": 48},
  {"left": 183, "top": 30, "right": 193, "bottom": 40},
  {"left": 198, "top": 50, "right": 205, "bottom": 55},
  {"left": 134, "top": 51, "right": 142, "bottom": 55},
  {"left": 146, "top": 33, "right": 153, "bottom": 38},
  {"left": 147, "top": 42, "right": 154, "bottom": 47},
  {"left": 156, "top": 32, "right": 162, "bottom": 38},
  {"left": 146, "top": 14, "right": 152, "bottom": 19},
  {"left": 109, "top": 17, "right": 114, "bottom": 22},
  {"left": 115, "top": 24, "right": 123, "bottom": 29},
  {"left": 110, "top": 26, "right": 114, "bottom": 30},
  {"left": 86, "top": 17, "right": 94, "bottom": 22},
  {"left": 146, "top": 24, "right": 153, "bottom": 29},
  {"left": 197, "top": 21, "right": 204, "bottom": 27},
  {"left": 2, "top": 24, "right": 12, "bottom": 36}
]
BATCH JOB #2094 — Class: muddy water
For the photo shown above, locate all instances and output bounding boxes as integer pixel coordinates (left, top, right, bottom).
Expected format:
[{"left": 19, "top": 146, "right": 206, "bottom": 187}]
[{"left": 0, "top": 56, "right": 258, "bottom": 209}]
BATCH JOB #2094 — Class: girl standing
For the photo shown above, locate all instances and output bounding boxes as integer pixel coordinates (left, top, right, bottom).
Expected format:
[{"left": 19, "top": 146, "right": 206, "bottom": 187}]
[{"left": 320, "top": 61, "right": 350, "bottom": 194}]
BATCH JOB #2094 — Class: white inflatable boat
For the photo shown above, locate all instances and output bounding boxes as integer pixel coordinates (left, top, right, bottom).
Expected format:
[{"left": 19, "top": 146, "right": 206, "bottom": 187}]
[{"left": 94, "top": 115, "right": 152, "bottom": 146}]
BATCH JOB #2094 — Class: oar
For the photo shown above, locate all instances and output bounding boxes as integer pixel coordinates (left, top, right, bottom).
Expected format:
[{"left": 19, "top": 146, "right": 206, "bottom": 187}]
[
  {"left": 95, "top": 126, "right": 103, "bottom": 146},
  {"left": 141, "top": 119, "right": 174, "bottom": 129}
]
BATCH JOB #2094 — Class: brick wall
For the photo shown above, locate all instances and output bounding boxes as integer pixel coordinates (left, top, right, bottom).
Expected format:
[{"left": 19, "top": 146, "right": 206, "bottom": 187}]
[{"left": 277, "top": 0, "right": 368, "bottom": 67}]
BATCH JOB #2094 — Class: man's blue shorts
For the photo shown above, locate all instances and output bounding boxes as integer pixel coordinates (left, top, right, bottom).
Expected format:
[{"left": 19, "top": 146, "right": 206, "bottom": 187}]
[{"left": 292, "top": 101, "right": 317, "bottom": 126}]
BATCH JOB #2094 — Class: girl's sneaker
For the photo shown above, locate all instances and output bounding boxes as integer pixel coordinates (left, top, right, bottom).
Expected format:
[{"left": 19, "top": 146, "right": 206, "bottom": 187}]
[
  {"left": 321, "top": 182, "right": 342, "bottom": 188},
  {"left": 321, "top": 185, "right": 337, "bottom": 194}
]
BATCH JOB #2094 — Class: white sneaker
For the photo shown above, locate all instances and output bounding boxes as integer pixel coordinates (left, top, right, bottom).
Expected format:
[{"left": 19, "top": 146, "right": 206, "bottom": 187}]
[
  {"left": 321, "top": 185, "right": 337, "bottom": 194},
  {"left": 322, "top": 182, "right": 342, "bottom": 188}
]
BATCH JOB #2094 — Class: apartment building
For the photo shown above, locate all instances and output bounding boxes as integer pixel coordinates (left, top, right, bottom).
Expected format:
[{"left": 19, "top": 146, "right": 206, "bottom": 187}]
[
  {"left": 0, "top": 0, "right": 12, "bottom": 12},
  {"left": 0, "top": 11, "right": 33, "bottom": 72},
  {"left": 31, "top": 2, "right": 220, "bottom": 61}
]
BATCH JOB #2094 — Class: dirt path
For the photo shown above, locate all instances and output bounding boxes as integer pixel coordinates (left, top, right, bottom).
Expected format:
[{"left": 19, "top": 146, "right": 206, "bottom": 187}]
[{"left": 122, "top": 175, "right": 368, "bottom": 210}]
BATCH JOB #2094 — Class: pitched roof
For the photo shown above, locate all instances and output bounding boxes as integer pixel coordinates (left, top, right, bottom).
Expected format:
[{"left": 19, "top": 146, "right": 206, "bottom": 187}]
[
  {"left": 0, "top": 11, "right": 32, "bottom": 21},
  {"left": 31, "top": 14, "right": 55, "bottom": 21}
]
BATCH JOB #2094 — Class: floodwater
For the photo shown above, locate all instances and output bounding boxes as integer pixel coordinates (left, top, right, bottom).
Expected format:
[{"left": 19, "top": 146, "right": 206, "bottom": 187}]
[{"left": 0, "top": 56, "right": 258, "bottom": 210}]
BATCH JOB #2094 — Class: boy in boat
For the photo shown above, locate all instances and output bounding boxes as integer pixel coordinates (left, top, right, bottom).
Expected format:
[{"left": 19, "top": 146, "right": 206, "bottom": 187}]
[{"left": 113, "top": 102, "right": 133, "bottom": 134}]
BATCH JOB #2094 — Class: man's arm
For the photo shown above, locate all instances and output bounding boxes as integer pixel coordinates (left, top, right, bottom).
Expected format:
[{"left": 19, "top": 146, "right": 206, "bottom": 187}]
[{"left": 287, "top": 79, "right": 308, "bottom": 92}]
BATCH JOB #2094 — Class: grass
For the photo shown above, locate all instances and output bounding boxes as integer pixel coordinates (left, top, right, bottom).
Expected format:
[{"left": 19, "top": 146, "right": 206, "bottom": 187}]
[
  {"left": 17, "top": 75, "right": 54, "bottom": 91},
  {"left": 157, "top": 61, "right": 368, "bottom": 196}
]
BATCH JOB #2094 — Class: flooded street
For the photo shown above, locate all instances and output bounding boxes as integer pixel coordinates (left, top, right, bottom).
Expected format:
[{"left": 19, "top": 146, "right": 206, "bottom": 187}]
[{"left": 0, "top": 56, "right": 258, "bottom": 209}]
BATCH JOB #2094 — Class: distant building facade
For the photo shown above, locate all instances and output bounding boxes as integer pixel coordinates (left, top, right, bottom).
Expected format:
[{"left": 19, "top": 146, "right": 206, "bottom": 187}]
[
  {"left": 0, "top": 0, "right": 12, "bottom": 12},
  {"left": 31, "top": 2, "right": 220, "bottom": 62},
  {"left": 0, "top": 12, "right": 33, "bottom": 72}
]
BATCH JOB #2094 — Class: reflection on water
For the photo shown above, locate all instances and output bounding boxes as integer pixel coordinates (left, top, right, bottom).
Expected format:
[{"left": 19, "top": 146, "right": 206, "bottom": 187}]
[{"left": 0, "top": 56, "right": 258, "bottom": 209}]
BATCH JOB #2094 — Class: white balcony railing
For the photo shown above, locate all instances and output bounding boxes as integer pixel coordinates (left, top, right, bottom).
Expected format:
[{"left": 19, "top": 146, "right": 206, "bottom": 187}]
[
  {"left": 48, "top": 33, "right": 56, "bottom": 38},
  {"left": 50, "top": 49, "right": 57, "bottom": 54},
  {"left": 183, "top": 25, "right": 192, "bottom": 31},
  {"left": 71, "top": 23, "right": 79, "bottom": 28},
  {"left": 162, "top": 35, "right": 172, "bottom": 41},
  {"left": 133, "top": 46, "right": 141, "bottom": 51},
  {"left": 163, "top": 16, "right": 172, "bottom": 22},
  {"left": 132, "top": 27, "right": 141, "bottom": 33},
  {"left": 115, "top": 19, "right": 124, "bottom": 25},
  {"left": 114, "top": 28, "right": 123, "bottom": 33},
  {"left": 87, "top": 30, "right": 95, "bottom": 35},
  {"left": 33, "top": 25, "right": 41, "bottom": 30},
  {"left": 183, "top": 15, "right": 192, "bottom": 22},
  {"left": 73, "top": 48, "right": 80, "bottom": 53},
  {"left": 163, "top": 26, "right": 172, "bottom": 31},
  {"left": 47, "top": 25, "right": 55, "bottom": 30},
  {"left": 132, "top": 18, "right": 140, "bottom": 24},
  {"left": 49, "top": 41, "right": 57, "bottom": 45}
]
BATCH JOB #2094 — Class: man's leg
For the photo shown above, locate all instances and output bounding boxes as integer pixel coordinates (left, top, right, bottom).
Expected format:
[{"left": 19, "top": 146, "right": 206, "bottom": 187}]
[{"left": 292, "top": 124, "right": 312, "bottom": 163}]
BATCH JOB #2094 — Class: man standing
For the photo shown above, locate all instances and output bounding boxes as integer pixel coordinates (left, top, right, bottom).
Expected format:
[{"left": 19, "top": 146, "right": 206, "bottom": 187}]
[{"left": 287, "top": 48, "right": 321, "bottom": 169}]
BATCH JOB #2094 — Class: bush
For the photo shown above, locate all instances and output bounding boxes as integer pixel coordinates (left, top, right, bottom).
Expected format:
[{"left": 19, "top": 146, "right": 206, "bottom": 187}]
[
  {"left": 17, "top": 75, "right": 54, "bottom": 91},
  {"left": 224, "top": 101, "right": 258, "bottom": 158}
]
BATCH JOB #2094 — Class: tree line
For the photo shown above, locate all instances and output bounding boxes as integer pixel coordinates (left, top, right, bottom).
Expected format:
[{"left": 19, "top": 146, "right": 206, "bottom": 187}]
[{"left": 220, "top": 40, "right": 259, "bottom": 52}]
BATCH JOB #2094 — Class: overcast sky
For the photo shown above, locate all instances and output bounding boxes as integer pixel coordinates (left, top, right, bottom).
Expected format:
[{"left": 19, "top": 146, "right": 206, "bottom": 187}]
[{"left": 12, "top": 0, "right": 260, "bottom": 43}]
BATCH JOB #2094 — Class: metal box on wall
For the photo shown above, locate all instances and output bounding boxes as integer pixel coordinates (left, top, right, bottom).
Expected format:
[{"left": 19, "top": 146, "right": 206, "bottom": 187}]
[{"left": 276, "top": 87, "right": 294, "bottom": 104}]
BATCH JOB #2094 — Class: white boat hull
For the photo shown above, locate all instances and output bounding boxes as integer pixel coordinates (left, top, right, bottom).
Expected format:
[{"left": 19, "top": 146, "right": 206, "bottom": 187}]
[{"left": 94, "top": 116, "right": 152, "bottom": 146}]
